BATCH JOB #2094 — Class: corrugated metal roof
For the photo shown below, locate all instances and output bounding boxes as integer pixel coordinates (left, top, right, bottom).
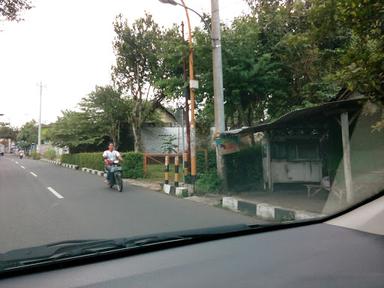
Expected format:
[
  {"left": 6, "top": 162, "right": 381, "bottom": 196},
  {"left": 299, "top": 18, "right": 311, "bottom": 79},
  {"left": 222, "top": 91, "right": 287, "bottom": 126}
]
[{"left": 223, "top": 97, "right": 366, "bottom": 136}]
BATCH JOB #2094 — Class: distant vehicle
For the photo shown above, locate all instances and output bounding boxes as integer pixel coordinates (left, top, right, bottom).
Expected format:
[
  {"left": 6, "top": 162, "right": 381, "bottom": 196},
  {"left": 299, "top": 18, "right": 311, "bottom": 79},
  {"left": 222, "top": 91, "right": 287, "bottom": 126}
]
[{"left": 0, "top": 144, "right": 5, "bottom": 156}]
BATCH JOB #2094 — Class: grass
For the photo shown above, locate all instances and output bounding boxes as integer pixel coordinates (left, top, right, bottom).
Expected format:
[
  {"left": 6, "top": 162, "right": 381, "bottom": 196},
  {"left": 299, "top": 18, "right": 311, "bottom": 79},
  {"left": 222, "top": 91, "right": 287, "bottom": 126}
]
[{"left": 145, "top": 164, "right": 176, "bottom": 182}]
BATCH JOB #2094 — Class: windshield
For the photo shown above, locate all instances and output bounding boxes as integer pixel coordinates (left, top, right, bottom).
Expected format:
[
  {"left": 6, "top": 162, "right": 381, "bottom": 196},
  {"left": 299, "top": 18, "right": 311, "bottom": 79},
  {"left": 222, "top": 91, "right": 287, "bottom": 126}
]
[{"left": 0, "top": 0, "right": 383, "bottom": 269}]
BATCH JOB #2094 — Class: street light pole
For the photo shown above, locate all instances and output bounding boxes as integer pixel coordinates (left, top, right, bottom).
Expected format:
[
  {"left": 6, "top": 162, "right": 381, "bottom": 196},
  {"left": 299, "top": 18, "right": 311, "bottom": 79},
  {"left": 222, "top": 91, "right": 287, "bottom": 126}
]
[
  {"left": 180, "top": 0, "right": 197, "bottom": 187},
  {"left": 37, "top": 81, "right": 43, "bottom": 153},
  {"left": 159, "top": 0, "right": 227, "bottom": 187},
  {"left": 181, "top": 21, "right": 191, "bottom": 176},
  {"left": 211, "top": 0, "right": 226, "bottom": 179}
]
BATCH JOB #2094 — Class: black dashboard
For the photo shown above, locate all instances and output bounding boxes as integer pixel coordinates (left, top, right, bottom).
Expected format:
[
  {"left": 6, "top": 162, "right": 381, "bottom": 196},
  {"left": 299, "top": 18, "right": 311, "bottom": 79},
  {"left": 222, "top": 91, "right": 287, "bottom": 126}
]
[{"left": 0, "top": 223, "right": 383, "bottom": 287}]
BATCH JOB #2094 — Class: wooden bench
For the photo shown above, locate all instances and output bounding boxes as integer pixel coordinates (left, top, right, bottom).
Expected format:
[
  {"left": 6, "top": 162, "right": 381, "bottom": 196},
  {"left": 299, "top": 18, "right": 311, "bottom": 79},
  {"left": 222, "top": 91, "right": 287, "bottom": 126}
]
[
  {"left": 305, "top": 182, "right": 344, "bottom": 200},
  {"left": 305, "top": 184, "right": 328, "bottom": 198}
]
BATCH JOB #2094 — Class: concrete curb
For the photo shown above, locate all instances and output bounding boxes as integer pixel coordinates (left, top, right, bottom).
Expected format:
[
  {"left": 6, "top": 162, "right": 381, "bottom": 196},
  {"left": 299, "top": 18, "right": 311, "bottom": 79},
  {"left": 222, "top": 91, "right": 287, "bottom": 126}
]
[
  {"left": 162, "top": 184, "right": 190, "bottom": 198},
  {"left": 41, "top": 159, "right": 62, "bottom": 166},
  {"left": 41, "top": 158, "right": 78, "bottom": 170},
  {"left": 61, "top": 163, "right": 79, "bottom": 170},
  {"left": 80, "top": 167, "right": 105, "bottom": 176},
  {"left": 222, "top": 196, "right": 325, "bottom": 221}
]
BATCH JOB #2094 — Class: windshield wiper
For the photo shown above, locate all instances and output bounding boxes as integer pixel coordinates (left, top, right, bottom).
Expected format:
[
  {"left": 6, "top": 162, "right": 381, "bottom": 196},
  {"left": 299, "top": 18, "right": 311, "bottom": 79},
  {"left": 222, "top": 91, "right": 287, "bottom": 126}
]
[
  {"left": 0, "top": 236, "right": 184, "bottom": 271},
  {"left": 0, "top": 223, "right": 279, "bottom": 273}
]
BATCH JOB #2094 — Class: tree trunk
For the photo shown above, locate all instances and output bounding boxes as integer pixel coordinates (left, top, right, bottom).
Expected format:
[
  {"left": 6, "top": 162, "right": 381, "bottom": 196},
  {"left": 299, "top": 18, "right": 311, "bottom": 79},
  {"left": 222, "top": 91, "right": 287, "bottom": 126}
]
[
  {"left": 130, "top": 97, "right": 144, "bottom": 152},
  {"left": 132, "top": 121, "right": 143, "bottom": 152}
]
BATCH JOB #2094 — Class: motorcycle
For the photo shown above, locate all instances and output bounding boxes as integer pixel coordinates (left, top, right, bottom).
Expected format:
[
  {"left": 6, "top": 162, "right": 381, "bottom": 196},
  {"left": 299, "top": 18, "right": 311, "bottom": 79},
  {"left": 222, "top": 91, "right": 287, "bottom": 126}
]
[
  {"left": 106, "top": 160, "right": 123, "bottom": 192},
  {"left": 19, "top": 151, "right": 24, "bottom": 159}
]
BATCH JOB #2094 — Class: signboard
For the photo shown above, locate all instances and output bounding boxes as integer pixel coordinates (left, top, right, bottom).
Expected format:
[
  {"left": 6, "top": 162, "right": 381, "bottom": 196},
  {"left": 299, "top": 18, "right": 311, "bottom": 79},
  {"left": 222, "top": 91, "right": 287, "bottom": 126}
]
[{"left": 215, "top": 135, "right": 240, "bottom": 155}]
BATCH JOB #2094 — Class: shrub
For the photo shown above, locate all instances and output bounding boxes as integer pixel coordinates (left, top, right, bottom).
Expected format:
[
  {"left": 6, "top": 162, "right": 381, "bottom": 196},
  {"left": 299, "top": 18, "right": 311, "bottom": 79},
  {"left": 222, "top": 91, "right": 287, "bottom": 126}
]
[
  {"left": 196, "top": 171, "right": 222, "bottom": 195},
  {"left": 43, "top": 148, "right": 56, "bottom": 160},
  {"left": 197, "top": 150, "right": 217, "bottom": 172},
  {"left": 61, "top": 152, "right": 104, "bottom": 171},
  {"left": 61, "top": 151, "right": 144, "bottom": 179},
  {"left": 122, "top": 152, "right": 144, "bottom": 178},
  {"left": 31, "top": 151, "right": 41, "bottom": 160}
]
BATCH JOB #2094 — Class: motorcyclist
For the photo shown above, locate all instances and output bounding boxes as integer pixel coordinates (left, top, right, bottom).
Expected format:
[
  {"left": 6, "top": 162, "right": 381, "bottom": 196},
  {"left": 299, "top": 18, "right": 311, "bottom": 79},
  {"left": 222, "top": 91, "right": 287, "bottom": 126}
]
[{"left": 103, "top": 143, "right": 123, "bottom": 184}]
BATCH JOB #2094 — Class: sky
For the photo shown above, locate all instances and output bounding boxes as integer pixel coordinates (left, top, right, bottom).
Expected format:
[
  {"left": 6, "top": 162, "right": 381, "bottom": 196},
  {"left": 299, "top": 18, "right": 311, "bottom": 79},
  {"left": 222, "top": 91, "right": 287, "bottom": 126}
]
[{"left": 0, "top": 0, "right": 250, "bottom": 127}]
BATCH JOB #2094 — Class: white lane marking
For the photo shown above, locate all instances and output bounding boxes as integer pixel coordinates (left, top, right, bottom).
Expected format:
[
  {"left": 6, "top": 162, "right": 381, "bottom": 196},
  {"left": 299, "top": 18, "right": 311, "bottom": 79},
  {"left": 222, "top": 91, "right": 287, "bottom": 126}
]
[
  {"left": 47, "top": 187, "right": 64, "bottom": 199},
  {"left": 20, "top": 165, "right": 25, "bottom": 169},
  {"left": 30, "top": 172, "right": 38, "bottom": 177},
  {"left": 15, "top": 161, "right": 19, "bottom": 164}
]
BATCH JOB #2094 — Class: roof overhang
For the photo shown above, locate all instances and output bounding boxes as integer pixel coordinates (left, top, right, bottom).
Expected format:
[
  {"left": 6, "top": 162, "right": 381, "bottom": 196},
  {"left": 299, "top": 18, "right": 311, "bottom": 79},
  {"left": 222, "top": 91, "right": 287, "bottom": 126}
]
[{"left": 223, "top": 97, "right": 367, "bottom": 136}]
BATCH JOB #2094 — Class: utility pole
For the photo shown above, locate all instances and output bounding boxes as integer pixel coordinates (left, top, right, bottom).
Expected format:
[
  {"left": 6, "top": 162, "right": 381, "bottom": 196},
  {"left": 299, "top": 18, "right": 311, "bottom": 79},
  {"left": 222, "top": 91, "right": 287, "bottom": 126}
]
[
  {"left": 181, "top": 21, "right": 191, "bottom": 177},
  {"left": 37, "top": 81, "right": 43, "bottom": 153},
  {"left": 211, "top": 0, "right": 226, "bottom": 178},
  {"left": 180, "top": 0, "right": 197, "bottom": 189}
]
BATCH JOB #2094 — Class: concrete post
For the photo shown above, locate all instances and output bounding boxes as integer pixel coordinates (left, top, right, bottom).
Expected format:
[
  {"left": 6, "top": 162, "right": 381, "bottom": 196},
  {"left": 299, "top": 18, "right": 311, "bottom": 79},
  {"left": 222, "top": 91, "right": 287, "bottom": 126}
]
[
  {"left": 211, "top": 0, "right": 226, "bottom": 179},
  {"left": 164, "top": 155, "right": 170, "bottom": 185},
  {"left": 341, "top": 112, "right": 353, "bottom": 203},
  {"left": 174, "top": 155, "right": 180, "bottom": 187}
]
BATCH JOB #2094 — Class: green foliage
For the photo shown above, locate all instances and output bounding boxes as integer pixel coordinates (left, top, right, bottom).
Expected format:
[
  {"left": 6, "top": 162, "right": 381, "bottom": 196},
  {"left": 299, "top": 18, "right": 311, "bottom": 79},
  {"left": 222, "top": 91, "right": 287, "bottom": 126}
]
[
  {"left": 49, "top": 110, "right": 105, "bottom": 152},
  {"left": 222, "top": 15, "right": 286, "bottom": 125},
  {"left": 224, "top": 145, "right": 263, "bottom": 191},
  {"left": 196, "top": 171, "right": 222, "bottom": 195},
  {"left": 195, "top": 150, "right": 220, "bottom": 194},
  {"left": 154, "top": 25, "right": 185, "bottom": 99},
  {"left": 112, "top": 13, "right": 163, "bottom": 152},
  {"left": 197, "top": 150, "right": 217, "bottom": 173},
  {"left": 61, "top": 153, "right": 104, "bottom": 171},
  {"left": 61, "top": 152, "right": 144, "bottom": 179},
  {"left": 0, "top": 122, "right": 17, "bottom": 140},
  {"left": 80, "top": 85, "right": 126, "bottom": 148},
  {"left": 160, "top": 135, "right": 177, "bottom": 154},
  {"left": 30, "top": 151, "right": 41, "bottom": 160},
  {"left": 17, "top": 0, "right": 383, "bottom": 156},
  {"left": 121, "top": 152, "right": 144, "bottom": 178},
  {"left": 16, "top": 120, "right": 38, "bottom": 149},
  {"left": 43, "top": 148, "right": 56, "bottom": 160}
]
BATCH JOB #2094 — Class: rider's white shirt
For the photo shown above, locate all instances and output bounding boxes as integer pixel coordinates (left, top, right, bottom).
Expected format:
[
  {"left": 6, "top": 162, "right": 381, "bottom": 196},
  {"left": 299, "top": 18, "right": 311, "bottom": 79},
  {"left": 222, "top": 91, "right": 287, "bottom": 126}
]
[{"left": 103, "top": 150, "right": 120, "bottom": 162}]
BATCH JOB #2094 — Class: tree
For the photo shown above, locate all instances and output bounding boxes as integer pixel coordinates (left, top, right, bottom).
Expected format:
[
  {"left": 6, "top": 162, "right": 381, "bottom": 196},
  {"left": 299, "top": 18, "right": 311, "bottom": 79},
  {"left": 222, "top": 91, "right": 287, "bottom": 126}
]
[
  {"left": 0, "top": 122, "right": 17, "bottom": 140},
  {"left": 221, "top": 15, "right": 285, "bottom": 126},
  {"left": 334, "top": 0, "right": 383, "bottom": 99},
  {"left": 16, "top": 120, "right": 37, "bottom": 149},
  {"left": 153, "top": 25, "right": 186, "bottom": 102},
  {"left": 80, "top": 85, "right": 126, "bottom": 148},
  {"left": 48, "top": 110, "right": 105, "bottom": 153},
  {"left": 112, "top": 13, "right": 163, "bottom": 152},
  {"left": 0, "top": 0, "right": 32, "bottom": 22}
]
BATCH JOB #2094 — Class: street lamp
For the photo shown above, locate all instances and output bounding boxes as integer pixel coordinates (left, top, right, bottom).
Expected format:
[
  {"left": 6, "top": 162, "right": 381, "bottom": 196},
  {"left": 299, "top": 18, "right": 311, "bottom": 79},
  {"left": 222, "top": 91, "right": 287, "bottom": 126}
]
[
  {"left": 159, "top": 0, "right": 226, "bottom": 181},
  {"left": 160, "top": 0, "right": 198, "bottom": 188},
  {"left": 159, "top": 0, "right": 209, "bottom": 30},
  {"left": 37, "top": 81, "right": 44, "bottom": 154}
]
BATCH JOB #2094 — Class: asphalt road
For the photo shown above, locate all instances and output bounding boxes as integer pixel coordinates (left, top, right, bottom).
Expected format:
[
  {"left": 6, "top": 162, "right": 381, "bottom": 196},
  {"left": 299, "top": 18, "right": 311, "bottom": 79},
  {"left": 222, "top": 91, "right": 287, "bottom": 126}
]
[{"left": 0, "top": 155, "right": 255, "bottom": 253}]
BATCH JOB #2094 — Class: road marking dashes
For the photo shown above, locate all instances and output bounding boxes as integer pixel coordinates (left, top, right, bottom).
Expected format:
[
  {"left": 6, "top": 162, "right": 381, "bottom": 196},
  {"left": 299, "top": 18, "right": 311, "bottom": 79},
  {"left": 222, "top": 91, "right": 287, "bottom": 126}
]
[
  {"left": 30, "top": 172, "right": 38, "bottom": 177},
  {"left": 47, "top": 187, "right": 64, "bottom": 199},
  {"left": 20, "top": 165, "right": 25, "bottom": 169}
]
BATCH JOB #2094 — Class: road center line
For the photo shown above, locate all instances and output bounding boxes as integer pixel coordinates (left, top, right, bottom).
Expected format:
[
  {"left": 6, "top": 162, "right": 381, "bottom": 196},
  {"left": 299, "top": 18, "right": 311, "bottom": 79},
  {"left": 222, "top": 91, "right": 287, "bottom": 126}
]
[
  {"left": 20, "top": 165, "right": 25, "bottom": 169},
  {"left": 47, "top": 187, "right": 64, "bottom": 199},
  {"left": 30, "top": 172, "right": 38, "bottom": 177}
]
